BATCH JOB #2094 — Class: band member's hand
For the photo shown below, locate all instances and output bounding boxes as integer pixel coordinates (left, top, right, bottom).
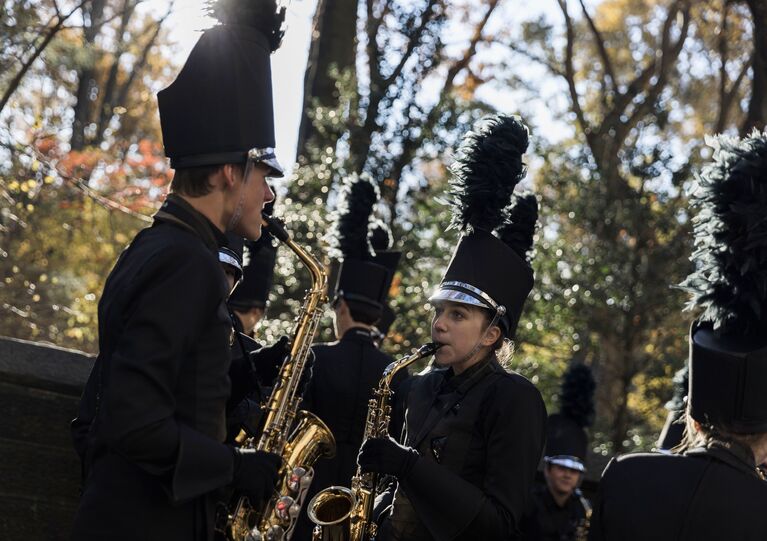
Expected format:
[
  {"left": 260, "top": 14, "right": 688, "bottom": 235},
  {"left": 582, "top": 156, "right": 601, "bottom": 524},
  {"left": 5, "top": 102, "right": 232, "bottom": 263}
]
[
  {"left": 250, "top": 335, "right": 289, "bottom": 386},
  {"left": 230, "top": 448, "right": 282, "bottom": 502},
  {"left": 357, "top": 436, "right": 419, "bottom": 478}
]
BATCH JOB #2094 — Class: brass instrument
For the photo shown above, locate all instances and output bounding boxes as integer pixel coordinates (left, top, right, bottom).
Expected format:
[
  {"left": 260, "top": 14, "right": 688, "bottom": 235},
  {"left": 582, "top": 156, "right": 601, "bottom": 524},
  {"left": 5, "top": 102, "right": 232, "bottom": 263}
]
[
  {"left": 574, "top": 488, "right": 592, "bottom": 541},
  {"left": 307, "top": 342, "right": 441, "bottom": 541},
  {"left": 223, "top": 213, "right": 336, "bottom": 541}
]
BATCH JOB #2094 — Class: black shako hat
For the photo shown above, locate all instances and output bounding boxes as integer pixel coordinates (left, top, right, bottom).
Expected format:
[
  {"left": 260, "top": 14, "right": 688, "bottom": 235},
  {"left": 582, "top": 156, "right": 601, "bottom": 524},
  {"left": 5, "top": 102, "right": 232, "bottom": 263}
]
[
  {"left": 656, "top": 365, "right": 688, "bottom": 452},
  {"left": 327, "top": 174, "right": 392, "bottom": 317},
  {"left": 429, "top": 114, "right": 537, "bottom": 338},
  {"left": 228, "top": 198, "right": 278, "bottom": 309},
  {"left": 545, "top": 363, "right": 595, "bottom": 472},
  {"left": 680, "top": 130, "right": 767, "bottom": 434},
  {"left": 157, "top": 0, "right": 285, "bottom": 175}
]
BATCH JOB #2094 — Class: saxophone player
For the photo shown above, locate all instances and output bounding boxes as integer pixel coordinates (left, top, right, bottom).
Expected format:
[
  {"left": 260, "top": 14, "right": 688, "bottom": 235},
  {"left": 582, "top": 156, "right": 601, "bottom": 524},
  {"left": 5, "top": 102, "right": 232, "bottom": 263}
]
[
  {"left": 357, "top": 115, "right": 547, "bottom": 541},
  {"left": 588, "top": 132, "right": 767, "bottom": 540},
  {"left": 293, "top": 175, "right": 405, "bottom": 541},
  {"left": 70, "top": 2, "right": 288, "bottom": 539}
]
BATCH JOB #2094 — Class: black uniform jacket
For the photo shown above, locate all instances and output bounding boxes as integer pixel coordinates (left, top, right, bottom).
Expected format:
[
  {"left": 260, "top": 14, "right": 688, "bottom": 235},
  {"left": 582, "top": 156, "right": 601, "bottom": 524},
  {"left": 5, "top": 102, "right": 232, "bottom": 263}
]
[
  {"left": 384, "top": 355, "right": 547, "bottom": 541},
  {"left": 70, "top": 195, "right": 235, "bottom": 541},
  {"left": 589, "top": 441, "right": 767, "bottom": 541},
  {"left": 292, "top": 327, "right": 401, "bottom": 541},
  {"left": 520, "top": 483, "right": 588, "bottom": 541}
]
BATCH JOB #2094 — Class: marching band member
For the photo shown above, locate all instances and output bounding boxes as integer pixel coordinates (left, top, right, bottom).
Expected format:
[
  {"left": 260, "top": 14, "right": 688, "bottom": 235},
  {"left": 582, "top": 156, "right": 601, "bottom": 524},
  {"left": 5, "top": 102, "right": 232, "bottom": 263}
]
[
  {"left": 521, "top": 363, "right": 595, "bottom": 541},
  {"left": 357, "top": 114, "right": 547, "bottom": 541},
  {"left": 589, "top": 131, "right": 767, "bottom": 541},
  {"left": 70, "top": 2, "right": 287, "bottom": 538}
]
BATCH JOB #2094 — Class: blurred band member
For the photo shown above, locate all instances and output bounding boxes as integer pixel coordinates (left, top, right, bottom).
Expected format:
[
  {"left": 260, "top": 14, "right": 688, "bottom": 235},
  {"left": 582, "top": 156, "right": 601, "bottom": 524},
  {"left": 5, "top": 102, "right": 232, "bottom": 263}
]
[
  {"left": 521, "top": 364, "right": 596, "bottom": 541},
  {"left": 589, "top": 131, "right": 767, "bottom": 541}
]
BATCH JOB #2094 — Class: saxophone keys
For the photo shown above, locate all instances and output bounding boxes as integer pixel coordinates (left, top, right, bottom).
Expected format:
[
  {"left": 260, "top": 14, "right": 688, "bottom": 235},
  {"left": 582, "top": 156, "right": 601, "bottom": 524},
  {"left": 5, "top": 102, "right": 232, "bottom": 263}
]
[
  {"left": 244, "top": 528, "right": 263, "bottom": 541},
  {"left": 264, "top": 524, "right": 285, "bottom": 541},
  {"left": 287, "top": 466, "right": 308, "bottom": 492}
]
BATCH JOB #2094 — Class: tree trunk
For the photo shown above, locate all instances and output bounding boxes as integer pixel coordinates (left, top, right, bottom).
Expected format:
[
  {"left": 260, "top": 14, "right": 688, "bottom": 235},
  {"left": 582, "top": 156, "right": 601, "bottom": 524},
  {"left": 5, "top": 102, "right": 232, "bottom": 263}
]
[
  {"left": 295, "top": 0, "right": 358, "bottom": 160},
  {"left": 743, "top": 0, "right": 767, "bottom": 133},
  {"left": 70, "top": 0, "right": 107, "bottom": 151}
]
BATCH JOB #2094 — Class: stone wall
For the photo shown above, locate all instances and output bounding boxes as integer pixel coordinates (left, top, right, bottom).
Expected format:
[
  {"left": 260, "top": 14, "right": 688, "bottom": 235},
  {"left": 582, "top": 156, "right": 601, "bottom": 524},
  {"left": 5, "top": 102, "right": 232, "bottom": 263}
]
[{"left": 0, "top": 336, "right": 94, "bottom": 541}]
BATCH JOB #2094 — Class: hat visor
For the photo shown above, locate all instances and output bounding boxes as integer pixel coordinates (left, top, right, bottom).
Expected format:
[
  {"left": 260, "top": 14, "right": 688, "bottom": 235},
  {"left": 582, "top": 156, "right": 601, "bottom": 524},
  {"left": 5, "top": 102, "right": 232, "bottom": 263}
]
[
  {"left": 428, "top": 286, "right": 492, "bottom": 310},
  {"left": 544, "top": 456, "right": 585, "bottom": 472},
  {"left": 248, "top": 147, "right": 285, "bottom": 178},
  {"left": 261, "top": 155, "right": 284, "bottom": 178}
]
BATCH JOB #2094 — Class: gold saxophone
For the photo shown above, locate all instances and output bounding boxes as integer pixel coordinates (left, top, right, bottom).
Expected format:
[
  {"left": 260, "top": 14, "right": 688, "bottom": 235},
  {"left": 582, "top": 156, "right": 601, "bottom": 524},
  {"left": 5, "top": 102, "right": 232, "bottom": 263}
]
[
  {"left": 223, "top": 213, "right": 336, "bottom": 541},
  {"left": 307, "top": 342, "right": 441, "bottom": 541},
  {"left": 574, "top": 489, "right": 592, "bottom": 541}
]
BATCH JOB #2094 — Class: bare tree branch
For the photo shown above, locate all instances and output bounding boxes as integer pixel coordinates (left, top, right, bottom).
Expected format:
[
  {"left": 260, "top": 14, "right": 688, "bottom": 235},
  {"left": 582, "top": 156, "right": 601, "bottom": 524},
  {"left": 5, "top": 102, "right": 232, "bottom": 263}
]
[
  {"left": 577, "top": 0, "right": 616, "bottom": 92},
  {"left": 0, "top": 0, "right": 90, "bottom": 114},
  {"left": 506, "top": 42, "right": 566, "bottom": 78},
  {"left": 382, "top": 0, "right": 440, "bottom": 87},
  {"left": 556, "top": 0, "right": 592, "bottom": 141}
]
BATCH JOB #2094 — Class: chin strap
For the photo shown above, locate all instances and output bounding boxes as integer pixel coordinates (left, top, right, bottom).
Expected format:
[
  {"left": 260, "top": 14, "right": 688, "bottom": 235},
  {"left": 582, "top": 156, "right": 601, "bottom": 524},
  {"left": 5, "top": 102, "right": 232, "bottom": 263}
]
[{"left": 227, "top": 159, "right": 253, "bottom": 231}]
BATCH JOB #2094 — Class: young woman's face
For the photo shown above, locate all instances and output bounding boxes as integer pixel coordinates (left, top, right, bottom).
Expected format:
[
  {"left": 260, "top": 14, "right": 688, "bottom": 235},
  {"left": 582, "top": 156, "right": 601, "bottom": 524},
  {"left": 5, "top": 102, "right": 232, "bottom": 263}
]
[{"left": 431, "top": 300, "right": 491, "bottom": 369}]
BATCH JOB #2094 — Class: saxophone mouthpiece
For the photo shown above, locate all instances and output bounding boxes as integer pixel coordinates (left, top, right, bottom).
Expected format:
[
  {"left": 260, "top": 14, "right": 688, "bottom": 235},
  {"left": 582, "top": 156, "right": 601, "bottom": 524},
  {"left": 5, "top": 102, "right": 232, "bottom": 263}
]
[
  {"left": 262, "top": 211, "right": 290, "bottom": 243},
  {"left": 417, "top": 342, "right": 442, "bottom": 357}
]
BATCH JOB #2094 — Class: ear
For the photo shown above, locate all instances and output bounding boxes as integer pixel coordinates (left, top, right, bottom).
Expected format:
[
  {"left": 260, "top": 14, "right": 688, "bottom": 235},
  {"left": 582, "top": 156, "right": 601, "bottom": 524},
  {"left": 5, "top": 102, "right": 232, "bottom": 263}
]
[
  {"left": 480, "top": 323, "right": 502, "bottom": 347},
  {"left": 220, "top": 164, "right": 239, "bottom": 189}
]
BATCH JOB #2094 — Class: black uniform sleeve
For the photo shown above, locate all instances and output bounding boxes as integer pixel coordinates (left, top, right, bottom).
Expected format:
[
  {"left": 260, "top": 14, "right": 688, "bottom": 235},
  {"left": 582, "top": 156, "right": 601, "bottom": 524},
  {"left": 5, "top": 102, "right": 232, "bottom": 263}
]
[
  {"left": 402, "top": 377, "right": 547, "bottom": 541},
  {"left": 587, "top": 458, "right": 616, "bottom": 541},
  {"left": 100, "top": 247, "right": 234, "bottom": 503}
]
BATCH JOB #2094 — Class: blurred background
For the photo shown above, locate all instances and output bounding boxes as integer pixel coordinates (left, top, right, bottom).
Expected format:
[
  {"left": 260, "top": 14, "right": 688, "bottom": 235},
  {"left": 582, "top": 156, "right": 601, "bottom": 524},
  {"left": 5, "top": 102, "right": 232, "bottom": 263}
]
[{"left": 1, "top": 0, "right": 763, "bottom": 461}]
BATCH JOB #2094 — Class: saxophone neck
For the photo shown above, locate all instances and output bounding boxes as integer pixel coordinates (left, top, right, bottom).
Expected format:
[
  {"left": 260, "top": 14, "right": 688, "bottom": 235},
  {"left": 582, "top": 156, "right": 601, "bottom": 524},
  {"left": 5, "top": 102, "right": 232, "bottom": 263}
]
[
  {"left": 380, "top": 342, "right": 441, "bottom": 389},
  {"left": 262, "top": 211, "right": 328, "bottom": 294}
]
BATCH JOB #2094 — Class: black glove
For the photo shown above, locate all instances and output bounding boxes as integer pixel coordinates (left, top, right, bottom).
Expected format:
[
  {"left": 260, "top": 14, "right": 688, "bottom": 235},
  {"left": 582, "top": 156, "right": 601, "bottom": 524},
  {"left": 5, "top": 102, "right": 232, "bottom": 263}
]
[
  {"left": 250, "top": 335, "right": 289, "bottom": 386},
  {"left": 230, "top": 448, "right": 282, "bottom": 503},
  {"left": 357, "top": 436, "right": 419, "bottom": 479}
]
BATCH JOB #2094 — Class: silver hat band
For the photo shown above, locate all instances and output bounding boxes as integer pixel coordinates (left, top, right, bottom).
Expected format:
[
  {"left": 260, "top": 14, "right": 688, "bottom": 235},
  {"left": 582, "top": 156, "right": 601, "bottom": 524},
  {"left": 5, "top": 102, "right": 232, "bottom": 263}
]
[
  {"left": 248, "top": 147, "right": 284, "bottom": 177},
  {"left": 544, "top": 455, "right": 586, "bottom": 472},
  {"left": 429, "top": 281, "right": 506, "bottom": 316}
]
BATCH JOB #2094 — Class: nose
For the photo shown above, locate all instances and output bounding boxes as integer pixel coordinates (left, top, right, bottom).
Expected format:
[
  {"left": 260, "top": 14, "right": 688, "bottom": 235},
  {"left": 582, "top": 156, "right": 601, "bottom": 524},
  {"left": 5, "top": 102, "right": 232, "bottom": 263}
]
[
  {"left": 264, "top": 182, "right": 275, "bottom": 205},
  {"left": 432, "top": 312, "right": 447, "bottom": 334}
]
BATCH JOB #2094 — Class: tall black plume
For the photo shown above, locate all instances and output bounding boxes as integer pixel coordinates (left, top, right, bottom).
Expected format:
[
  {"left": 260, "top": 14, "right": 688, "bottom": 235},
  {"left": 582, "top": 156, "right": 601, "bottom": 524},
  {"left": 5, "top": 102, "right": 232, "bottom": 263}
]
[
  {"left": 559, "top": 363, "right": 596, "bottom": 428},
  {"left": 208, "top": 0, "right": 286, "bottom": 52},
  {"left": 327, "top": 174, "right": 379, "bottom": 261},
  {"left": 447, "top": 114, "right": 530, "bottom": 233},
  {"left": 679, "top": 130, "right": 767, "bottom": 335},
  {"left": 496, "top": 192, "right": 538, "bottom": 264}
]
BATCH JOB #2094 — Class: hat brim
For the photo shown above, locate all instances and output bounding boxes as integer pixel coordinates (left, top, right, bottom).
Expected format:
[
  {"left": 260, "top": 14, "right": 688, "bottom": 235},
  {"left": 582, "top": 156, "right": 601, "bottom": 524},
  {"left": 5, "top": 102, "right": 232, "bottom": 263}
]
[
  {"left": 544, "top": 456, "right": 586, "bottom": 472},
  {"left": 428, "top": 287, "right": 491, "bottom": 310},
  {"left": 248, "top": 147, "right": 284, "bottom": 178}
]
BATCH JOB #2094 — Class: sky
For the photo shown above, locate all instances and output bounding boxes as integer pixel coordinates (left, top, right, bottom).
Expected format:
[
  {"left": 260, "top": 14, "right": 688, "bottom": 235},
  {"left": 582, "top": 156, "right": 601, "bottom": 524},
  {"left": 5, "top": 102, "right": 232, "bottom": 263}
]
[{"left": 154, "top": 0, "right": 577, "bottom": 175}]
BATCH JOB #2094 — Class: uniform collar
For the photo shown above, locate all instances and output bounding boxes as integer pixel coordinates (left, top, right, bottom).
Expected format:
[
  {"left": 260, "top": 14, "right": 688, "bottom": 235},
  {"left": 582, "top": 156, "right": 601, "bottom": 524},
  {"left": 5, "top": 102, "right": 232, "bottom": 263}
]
[
  {"left": 441, "top": 353, "right": 495, "bottom": 393},
  {"left": 154, "top": 193, "right": 228, "bottom": 252},
  {"left": 340, "top": 326, "right": 376, "bottom": 344},
  {"left": 686, "top": 438, "right": 762, "bottom": 479}
]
